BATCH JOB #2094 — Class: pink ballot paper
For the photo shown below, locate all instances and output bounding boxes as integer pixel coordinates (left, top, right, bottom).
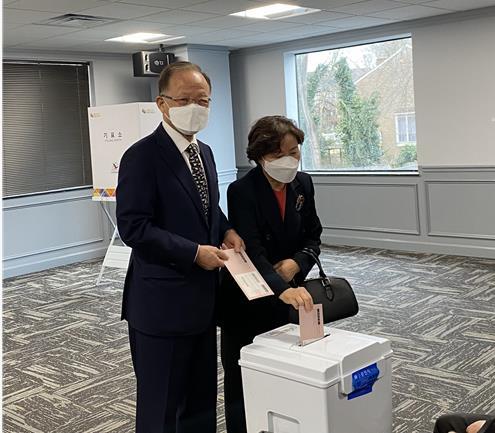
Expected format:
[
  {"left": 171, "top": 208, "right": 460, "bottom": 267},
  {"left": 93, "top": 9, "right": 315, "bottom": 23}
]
[
  {"left": 299, "top": 304, "right": 324, "bottom": 345},
  {"left": 223, "top": 249, "right": 274, "bottom": 300}
]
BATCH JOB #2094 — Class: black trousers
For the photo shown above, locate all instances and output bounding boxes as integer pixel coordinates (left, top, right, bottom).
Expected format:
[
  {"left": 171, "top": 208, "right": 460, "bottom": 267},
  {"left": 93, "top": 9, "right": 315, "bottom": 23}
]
[
  {"left": 128, "top": 324, "right": 217, "bottom": 433},
  {"left": 434, "top": 414, "right": 495, "bottom": 433},
  {"left": 220, "top": 328, "right": 256, "bottom": 433}
]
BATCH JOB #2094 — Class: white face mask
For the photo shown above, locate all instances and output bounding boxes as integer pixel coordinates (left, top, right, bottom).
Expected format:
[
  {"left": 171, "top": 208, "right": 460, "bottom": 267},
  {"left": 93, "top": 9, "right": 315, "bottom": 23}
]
[
  {"left": 167, "top": 103, "right": 209, "bottom": 135},
  {"left": 263, "top": 155, "right": 299, "bottom": 184}
]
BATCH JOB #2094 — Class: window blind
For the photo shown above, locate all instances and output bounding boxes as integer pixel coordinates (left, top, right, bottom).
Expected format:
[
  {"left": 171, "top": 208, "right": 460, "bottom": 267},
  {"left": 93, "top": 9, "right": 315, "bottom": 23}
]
[{"left": 3, "top": 61, "right": 92, "bottom": 197}]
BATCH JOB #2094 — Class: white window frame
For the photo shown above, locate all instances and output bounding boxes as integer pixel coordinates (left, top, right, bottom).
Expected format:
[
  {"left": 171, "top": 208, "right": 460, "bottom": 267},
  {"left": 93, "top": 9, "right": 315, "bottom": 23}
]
[
  {"left": 395, "top": 112, "right": 416, "bottom": 146},
  {"left": 288, "top": 35, "right": 418, "bottom": 174}
]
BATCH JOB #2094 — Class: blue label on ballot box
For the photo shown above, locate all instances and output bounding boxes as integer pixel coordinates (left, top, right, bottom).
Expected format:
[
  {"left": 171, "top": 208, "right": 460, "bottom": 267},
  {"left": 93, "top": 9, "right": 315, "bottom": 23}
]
[{"left": 348, "top": 363, "right": 379, "bottom": 400}]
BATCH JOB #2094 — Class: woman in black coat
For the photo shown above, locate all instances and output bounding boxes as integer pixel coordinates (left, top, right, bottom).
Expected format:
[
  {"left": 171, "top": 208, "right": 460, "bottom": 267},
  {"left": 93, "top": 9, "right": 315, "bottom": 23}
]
[{"left": 217, "top": 115, "right": 323, "bottom": 433}]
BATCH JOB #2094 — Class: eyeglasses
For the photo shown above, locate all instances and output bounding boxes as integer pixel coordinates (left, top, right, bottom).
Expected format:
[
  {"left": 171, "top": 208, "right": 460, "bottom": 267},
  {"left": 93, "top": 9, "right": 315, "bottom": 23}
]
[{"left": 161, "top": 95, "right": 211, "bottom": 108}]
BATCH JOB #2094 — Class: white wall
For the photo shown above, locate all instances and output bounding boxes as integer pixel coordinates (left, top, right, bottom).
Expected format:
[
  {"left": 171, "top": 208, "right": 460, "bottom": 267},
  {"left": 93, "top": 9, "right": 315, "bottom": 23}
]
[
  {"left": 229, "top": 8, "right": 495, "bottom": 258},
  {"left": 412, "top": 16, "right": 495, "bottom": 166},
  {"left": 230, "top": 49, "right": 287, "bottom": 168},
  {"left": 91, "top": 56, "right": 154, "bottom": 105}
]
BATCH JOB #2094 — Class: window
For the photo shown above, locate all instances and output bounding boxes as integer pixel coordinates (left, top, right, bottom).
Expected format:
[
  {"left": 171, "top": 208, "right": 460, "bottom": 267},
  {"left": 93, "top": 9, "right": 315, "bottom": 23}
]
[
  {"left": 395, "top": 113, "right": 416, "bottom": 144},
  {"left": 295, "top": 37, "right": 417, "bottom": 172},
  {"left": 3, "top": 61, "right": 92, "bottom": 197}
]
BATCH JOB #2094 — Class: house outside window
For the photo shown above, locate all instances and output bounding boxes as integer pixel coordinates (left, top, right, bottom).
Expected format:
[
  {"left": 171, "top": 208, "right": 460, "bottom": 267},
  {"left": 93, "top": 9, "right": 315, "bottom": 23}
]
[{"left": 295, "top": 37, "right": 418, "bottom": 172}]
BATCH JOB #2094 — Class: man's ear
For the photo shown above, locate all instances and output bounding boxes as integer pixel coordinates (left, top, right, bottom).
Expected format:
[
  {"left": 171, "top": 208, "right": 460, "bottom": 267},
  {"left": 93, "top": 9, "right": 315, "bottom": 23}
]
[{"left": 156, "top": 96, "right": 166, "bottom": 114}]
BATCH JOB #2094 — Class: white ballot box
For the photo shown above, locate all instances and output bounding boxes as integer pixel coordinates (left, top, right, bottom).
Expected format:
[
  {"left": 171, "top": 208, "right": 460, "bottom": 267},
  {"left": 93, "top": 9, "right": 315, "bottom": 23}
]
[{"left": 239, "top": 324, "right": 393, "bottom": 433}]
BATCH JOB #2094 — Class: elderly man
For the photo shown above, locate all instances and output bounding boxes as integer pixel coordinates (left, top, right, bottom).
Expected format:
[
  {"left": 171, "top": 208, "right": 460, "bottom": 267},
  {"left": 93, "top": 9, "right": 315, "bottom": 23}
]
[{"left": 117, "top": 61, "right": 243, "bottom": 433}]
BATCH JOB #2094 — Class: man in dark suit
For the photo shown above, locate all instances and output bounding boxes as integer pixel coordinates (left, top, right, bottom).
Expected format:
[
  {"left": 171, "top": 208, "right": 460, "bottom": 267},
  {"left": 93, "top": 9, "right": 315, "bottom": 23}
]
[{"left": 116, "top": 61, "right": 243, "bottom": 433}]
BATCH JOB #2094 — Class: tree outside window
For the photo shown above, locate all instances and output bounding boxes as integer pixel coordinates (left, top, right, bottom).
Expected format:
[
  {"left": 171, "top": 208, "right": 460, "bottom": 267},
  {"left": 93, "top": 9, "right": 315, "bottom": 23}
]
[{"left": 296, "top": 38, "right": 418, "bottom": 172}]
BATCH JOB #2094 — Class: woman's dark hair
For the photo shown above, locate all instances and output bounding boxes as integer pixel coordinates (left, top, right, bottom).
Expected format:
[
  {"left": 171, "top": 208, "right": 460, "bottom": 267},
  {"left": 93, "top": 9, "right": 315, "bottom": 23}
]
[{"left": 246, "top": 115, "right": 304, "bottom": 164}]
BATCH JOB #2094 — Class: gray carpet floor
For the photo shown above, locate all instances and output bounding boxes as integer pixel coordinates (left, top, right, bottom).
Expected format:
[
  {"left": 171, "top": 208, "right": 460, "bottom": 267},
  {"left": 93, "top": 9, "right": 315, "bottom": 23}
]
[{"left": 3, "top": 246, "right": 495, "bottom": 433}]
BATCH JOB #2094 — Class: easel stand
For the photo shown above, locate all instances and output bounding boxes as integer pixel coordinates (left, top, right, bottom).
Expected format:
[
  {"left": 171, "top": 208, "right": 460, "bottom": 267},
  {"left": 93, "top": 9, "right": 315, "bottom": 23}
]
[{"left": 95, "top": 201, "right": 131, "bottom": 286}]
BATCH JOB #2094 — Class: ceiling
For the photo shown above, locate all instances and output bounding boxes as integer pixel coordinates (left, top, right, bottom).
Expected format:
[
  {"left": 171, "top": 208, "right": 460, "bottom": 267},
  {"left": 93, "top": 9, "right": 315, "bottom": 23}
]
[{"left": 4, "top": 0, "right": 495, "bottom": 53}]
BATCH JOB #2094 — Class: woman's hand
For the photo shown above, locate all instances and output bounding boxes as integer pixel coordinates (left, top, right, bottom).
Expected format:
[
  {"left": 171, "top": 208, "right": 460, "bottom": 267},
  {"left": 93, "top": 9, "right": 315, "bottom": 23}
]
[
  {"left": 222, "top": 229, "right": 245, "bottom": 252},
  {"left": 274, "top": 259, "right": 300, "bottom": 283},
  {"left": 279, "top": 287, "right": 313, "bottom": 312}
]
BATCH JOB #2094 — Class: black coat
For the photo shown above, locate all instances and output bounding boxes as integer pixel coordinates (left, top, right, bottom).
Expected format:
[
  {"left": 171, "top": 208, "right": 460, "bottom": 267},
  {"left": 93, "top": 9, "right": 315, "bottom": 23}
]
[
  {"left": 217, "top": 165, "right": 322, "bottom": 336},
  {"left": 116, "top": 124, "right": 230, "bottom": 337}
]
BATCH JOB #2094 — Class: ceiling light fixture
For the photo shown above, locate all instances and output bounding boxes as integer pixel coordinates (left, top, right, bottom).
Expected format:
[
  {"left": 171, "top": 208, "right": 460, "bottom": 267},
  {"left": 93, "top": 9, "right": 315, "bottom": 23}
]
[
  {"left": 106, "top": 33, "right": 184, "bottom": 44},
  {"left": 230, "top": 3, "right": 320, "bottom": 20}
]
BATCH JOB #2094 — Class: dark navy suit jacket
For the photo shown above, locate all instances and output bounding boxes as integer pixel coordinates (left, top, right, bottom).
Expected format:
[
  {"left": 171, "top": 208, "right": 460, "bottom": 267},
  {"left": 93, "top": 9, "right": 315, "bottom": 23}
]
[{"left": 116, "top": 123, "right": 230, "bottom": 336}]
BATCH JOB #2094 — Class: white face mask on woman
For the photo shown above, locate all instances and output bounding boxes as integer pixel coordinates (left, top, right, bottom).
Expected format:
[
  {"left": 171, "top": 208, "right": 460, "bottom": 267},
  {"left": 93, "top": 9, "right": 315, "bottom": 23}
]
[
  {"left": 263, "top": 155, "right": 299, "bottom": 184},
  {"left": 167, "top": 103, "right": 209, "bottom": 135}
]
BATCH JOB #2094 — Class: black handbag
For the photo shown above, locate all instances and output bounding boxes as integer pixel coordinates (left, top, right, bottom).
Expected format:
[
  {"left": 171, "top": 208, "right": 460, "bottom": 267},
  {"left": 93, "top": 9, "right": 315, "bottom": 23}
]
[{"left": 288, "top": 248, "right": 359, "bottom": 324}]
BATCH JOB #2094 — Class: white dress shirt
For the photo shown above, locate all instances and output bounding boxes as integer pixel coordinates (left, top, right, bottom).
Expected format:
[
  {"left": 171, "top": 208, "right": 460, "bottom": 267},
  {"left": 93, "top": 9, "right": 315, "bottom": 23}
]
[{"left": 162, "top": 120, "right": 205, "bottom": 173}]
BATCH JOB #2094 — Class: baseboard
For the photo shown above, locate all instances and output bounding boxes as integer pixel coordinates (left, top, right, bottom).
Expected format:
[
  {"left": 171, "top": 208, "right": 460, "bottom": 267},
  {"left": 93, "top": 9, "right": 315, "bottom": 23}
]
[
  {"left": 3, "top": 246, "right": 108, "bottom": 280},
  {"left": 321, "top": 233, "right": 495, "bottom": 259}
]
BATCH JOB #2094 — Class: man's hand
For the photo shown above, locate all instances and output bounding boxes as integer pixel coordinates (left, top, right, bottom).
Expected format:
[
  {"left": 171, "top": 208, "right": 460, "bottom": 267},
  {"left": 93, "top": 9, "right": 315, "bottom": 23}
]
[
  {"left": 195, "top": 245, "right": 228, "bottom": 270},
  {"left": 222, "top": 229, "right": 245, "bottom": 252},
  {"left": 274, "top": 259, "right": 300, "bottom": 283},
  {"left": 279, "top": 287, "right": 313, "bottom": 312},
  {"left": 466, "top": 421, "right": 486, "bottom": 433}
]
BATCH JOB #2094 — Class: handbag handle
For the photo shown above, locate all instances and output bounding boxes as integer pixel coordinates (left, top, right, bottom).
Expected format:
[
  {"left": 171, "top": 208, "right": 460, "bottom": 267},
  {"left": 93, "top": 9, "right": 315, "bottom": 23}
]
[
  {"left": 301, "top": 248, "right": 327, "bottom": 280},
  {"left": 300, "top": 248, "right": 334, "bottom": 301}
]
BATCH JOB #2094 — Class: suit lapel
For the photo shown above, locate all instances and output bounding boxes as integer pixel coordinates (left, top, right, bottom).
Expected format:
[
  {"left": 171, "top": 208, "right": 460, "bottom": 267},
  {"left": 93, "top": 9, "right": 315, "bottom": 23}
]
[
  {"left": 284, "top": 176, "right": 303, "bottom": 242},
  {"left": 154, "top": 125, "right": 208, "bottom": 227},
  {"left": 252, "top": 166, "right": 285, "bottom": 242}
]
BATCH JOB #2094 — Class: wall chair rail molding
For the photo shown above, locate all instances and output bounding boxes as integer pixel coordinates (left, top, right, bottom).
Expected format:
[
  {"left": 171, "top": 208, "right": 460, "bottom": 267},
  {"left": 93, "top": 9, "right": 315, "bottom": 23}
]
[
  {"left": 421, "top": 166, "right": 495, "bottom": 242},
  {"left": 3, "top": 189, "right": 111, "bottom": 279},
  {"left": 249, "top": 165, "right": 495, "bottom": 259}
]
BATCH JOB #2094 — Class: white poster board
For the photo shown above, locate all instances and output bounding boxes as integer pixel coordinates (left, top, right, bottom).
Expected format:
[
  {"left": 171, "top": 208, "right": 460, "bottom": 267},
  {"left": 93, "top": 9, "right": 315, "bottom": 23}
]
[{"left": 88, "top": 102, "right": 162, "bottom": 201}]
